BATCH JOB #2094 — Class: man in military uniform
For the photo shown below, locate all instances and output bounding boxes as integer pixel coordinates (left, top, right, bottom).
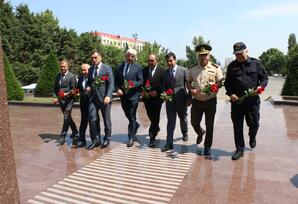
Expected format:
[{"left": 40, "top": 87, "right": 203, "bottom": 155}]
[
  {"left": 225, "top": 42, "right": 268, "bottom": 160},
  {"left": 187, "top": 44, "right": 224, "bottom": 156}
]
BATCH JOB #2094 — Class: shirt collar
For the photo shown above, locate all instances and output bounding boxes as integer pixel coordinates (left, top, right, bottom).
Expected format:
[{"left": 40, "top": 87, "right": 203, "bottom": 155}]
[{"left": 171, "top": 65, "right": 177, "bottom": 72}]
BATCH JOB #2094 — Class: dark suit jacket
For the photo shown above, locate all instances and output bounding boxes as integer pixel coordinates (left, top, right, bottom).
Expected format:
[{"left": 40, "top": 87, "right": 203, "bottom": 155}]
[
  {"left": 142, "top": 65, "right": 164, "bottom": 103},
  {"left": 87, "top": 63, "right": 114, "bottom": 102},
  {"left": 162, "top": 65, "right": 190, "bottom": 107},
  {"left": 77, "top": 74, "right": 90, "bottom": 105},
  {"left": 53, "top": 71, "right": 77, "bottom": 100},
  {"left": 115, "top": 62, "right": 143, "bottom": 101}
]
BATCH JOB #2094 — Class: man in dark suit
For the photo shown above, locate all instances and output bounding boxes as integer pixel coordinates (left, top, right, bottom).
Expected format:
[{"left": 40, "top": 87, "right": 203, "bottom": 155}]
[
  {"left": 161, "top": 52, "right": 190, "bottom": 152},
  {"left": 76, "top": 63, "right": 92, "bottom": 148},
  {"left": 141, "top": 54, "right": 164, "bottom": 147},
  {"left": 115, "top": 48, "right": 144, "bottom": 147},
  {"left": 53, "top": 60, "right": 79, "bottom": 146},
  {"left": 85, "top": 50, "right": 114, "bottom": 149}
]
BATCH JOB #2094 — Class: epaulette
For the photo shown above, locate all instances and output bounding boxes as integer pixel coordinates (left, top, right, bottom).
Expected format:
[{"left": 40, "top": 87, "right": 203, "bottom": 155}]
[{"left": 211, "top": 63, "right": 219, "bottom": 68}]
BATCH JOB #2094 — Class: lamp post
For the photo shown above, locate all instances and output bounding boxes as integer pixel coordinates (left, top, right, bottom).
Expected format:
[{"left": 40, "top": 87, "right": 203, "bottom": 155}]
[{"left": 132, "top": 33, "right": 138, "bottom": 50}]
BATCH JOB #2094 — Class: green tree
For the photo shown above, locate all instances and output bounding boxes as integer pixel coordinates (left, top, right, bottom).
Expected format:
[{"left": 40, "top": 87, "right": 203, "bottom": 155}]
[
  {"left": 12, "top": 62, "right": 39, "bottom": 85},
  {"left": 259, "top": 48, "right": 286, "bottom": 75},
  {"left": 77, "top": 32, "right": 102, "bottom": 67},
  {"left": 288, "top": 33, "right": 297, "bottom": 53},
  {"left": 3, "top": 54, "right": 24, "bottom": 101},
  {"left": 0, "top": 2, "right": 18, "bottom": 60},
  {"left": 137, "top": 41, "right": 168, "bottom": 68},
  {"left": 35, "top": 52, "right": 59, "bottom": 95},
  {"left": 282, "top": 45, "right": 298, "bottom": 96},
  {"left": 57, "top": 28, "right": 80, "bottom": 74},
  {"left": 184, "top": 36, "right": 216, "bottom": 68},
  {"left": 101, "top": 45, "right": 124, "bottom": 71}
]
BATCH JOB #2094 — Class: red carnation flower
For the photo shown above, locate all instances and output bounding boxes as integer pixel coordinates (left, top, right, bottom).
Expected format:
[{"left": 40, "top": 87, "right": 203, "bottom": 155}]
[
  {"left": 58, "top": 90, "right": 65, "bottom": 98},
  {"left": 210, "top": 84, "right": 218, "bottom": 93},
  {"left": 145, "top": 80, "right": 150, "bottom": 88},
  {"left": 101, "top": 75, "right": 109, "bottom": 81},
  {"left": 256, "top": 86, "right": 265, "bottom": 94},
  {"left": 128, "top": 80, "right": 134, "bottom": 87},
  {"left": 165, "top": 89, "right": 174, "bottom": 95}
]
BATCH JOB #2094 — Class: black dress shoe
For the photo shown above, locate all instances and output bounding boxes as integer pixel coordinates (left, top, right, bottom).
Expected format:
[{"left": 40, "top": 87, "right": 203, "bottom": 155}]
[
  {"left": 101, "top": 140, "right": 110, "bottom": 148},
  {"left": 57, "top": 136, "right": 66, "bottom": 146},
  {"left": 196, "top": 129, "right": 206, "bottom": 144},
  {"left": 204, "top": 148, "right": 211, "bottom": 156},
  {"left": 87, "top": 141, "right": 100, "bottom": 150},
  {"left": 77, "top": 141, "right": 86, "bottom": 148},
  {"left": 149, "top": 137, "right": 157, "bottom": 148},
  {"left": 127, "top": 138, "right": 134, "bottom": 147},
  {"left": 136, "top": 123, "right": 140, "bottom": 133},
  {"left": 249, "top": 139, "right": 256, "bottom": 148},
  {"left": 161, "top": 144, "right": 173, "bottom": 152},
  {"left": 182, "top": 133, "right": 188, "bottom": 142},
  {"left": 70, "top": 133, "right": 79, "bottom": 139},
  {"left": 71, "top": 137, "right": 78, "bottom": 147},
  {"left": 231, "top": 150, "right": 244, "bottom": 160}
]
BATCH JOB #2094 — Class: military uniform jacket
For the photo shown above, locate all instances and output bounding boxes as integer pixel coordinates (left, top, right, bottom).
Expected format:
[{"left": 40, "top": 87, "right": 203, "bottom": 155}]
[
  {"left": 224, "top": 57, "right": 268, "bottom": 97},
  {"left": 188, "top": 62, "right": 224, "bottom": 101}
]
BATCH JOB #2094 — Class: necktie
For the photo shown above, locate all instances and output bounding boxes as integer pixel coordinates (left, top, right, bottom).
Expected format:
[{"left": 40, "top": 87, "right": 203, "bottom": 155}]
[
  {"left": 149, "top": 68, "right": 154, "bottom": 78},
  {"left": 170, "top": 69, "right": 174, "bottom": 81},
  {"left": 60, "top": 74, "right": 65, "bottom": 85},
  {"left": 124, "top": 64, "right": 130, "bottom": 76},
  {"left": 94, "top": 65, "right": 99, "bottom": 78}
]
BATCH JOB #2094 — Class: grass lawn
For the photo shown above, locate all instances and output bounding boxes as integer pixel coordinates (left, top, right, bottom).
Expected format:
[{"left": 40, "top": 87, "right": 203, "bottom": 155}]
[{"left": 23, "top": 96, "right": 53, "bottom": 103}]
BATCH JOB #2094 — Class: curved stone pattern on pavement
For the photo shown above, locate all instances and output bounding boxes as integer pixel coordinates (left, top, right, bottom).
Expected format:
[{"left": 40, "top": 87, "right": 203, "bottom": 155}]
[{"left": 27, "top": 144, "right": 196, "bottom": 204}]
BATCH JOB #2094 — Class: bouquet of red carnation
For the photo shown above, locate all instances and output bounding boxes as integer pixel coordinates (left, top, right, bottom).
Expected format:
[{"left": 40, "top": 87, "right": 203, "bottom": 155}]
[
  {"left": 160, "top": 88, "right": 174, "bottom": 102},
  {"left": 70, "top": 88, "right": 80, "bottom": 96},
  {"left": 94, "top": 74, "right": 109, "bottom": 87},
  {"left": 123, "top": 80, "right": 135, "bottom": 93},
  {"left": 236, "top": 86, "right": 265, "bottom": 104},
  {"left": 58, "top": 90, "right": 65, "bottom": 98},
  {"left": 202, "top": 83, "right": 219, "bottom": 96},
  {"left": 142, "top": 80, "right": 152, "bottom": 98}
]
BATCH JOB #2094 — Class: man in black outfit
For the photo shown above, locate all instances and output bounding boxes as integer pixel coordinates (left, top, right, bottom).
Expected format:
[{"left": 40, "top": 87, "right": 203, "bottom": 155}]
[
  {"left": 225, "top": 42, "right": 268, "bottom": 160},
  {"left": 76, "top": 63, "right": 92, "bottom": 148},
  {"left": 141, "top": 54, "right": 164, "bottom": 147}
]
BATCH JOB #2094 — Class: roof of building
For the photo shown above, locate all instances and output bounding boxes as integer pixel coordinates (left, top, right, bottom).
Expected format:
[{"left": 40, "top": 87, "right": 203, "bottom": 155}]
[{"left": 94, "top": 32, "right": 144, "bottom": 43}]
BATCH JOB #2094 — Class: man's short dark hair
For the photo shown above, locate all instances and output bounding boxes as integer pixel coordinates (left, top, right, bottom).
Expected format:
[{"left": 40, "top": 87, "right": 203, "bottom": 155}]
[
  {"left": 91, "top": 49, "right": 102, "bottom": 57},
  {"left": 165, "top": 52, "right": 176, "bottom": 60}
]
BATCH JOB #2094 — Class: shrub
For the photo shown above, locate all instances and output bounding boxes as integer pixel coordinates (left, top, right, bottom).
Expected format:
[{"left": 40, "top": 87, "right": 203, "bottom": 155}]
[
  {"left": 3, "top": 54, "right": 24, "bottom": 100},
  {"left": 35, "top": 52, "right": 59, "bottom": 95}
]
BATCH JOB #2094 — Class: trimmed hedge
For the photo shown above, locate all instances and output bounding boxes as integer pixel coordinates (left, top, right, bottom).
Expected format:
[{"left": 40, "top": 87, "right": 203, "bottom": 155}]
[
  {"left": 282, "top": 45, "right": 298, "bottom": 96},
  {"left": 3, "top": 54, "right": 24, "bottom": 101},
  {"left": 35, "top": 52, "right": 59, "bottom": 95}
]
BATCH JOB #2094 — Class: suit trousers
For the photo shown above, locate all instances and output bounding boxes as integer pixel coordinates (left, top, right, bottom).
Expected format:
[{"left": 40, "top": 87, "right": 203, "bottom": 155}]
[
  {"left": 120, "top": 96, "right": 139, "bottom": 138},
  {"left": 79, "top": 95, "right": 90, "bottom": 143},
  {"left": 88, "top": 96, "right": 112, "bottom": 142},
  {"left": 165, "top": 101, "right": 188, "bottom": 146},
  {"left": 144, "top": 98, "right": 162, "bottom": 137},
  {"left": 191, "top": 98, "right": 216, "bottom": 148},
  {"left": 60, "top": 98, "right": 78, "bottom": 137},
  {"left": 231, "top": 96, "right": 260, "bottom": 151}
]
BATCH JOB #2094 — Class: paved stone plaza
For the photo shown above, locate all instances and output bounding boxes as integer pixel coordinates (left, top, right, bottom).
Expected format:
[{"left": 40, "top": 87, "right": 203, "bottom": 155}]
[{"left": 9, "top": 77, "right": 298, "bottom": 204}]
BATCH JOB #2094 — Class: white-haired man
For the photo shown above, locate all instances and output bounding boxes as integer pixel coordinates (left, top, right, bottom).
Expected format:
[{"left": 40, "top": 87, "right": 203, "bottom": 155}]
[{"left": 115, "top": 48, "right": 144, "bottom": 147}]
